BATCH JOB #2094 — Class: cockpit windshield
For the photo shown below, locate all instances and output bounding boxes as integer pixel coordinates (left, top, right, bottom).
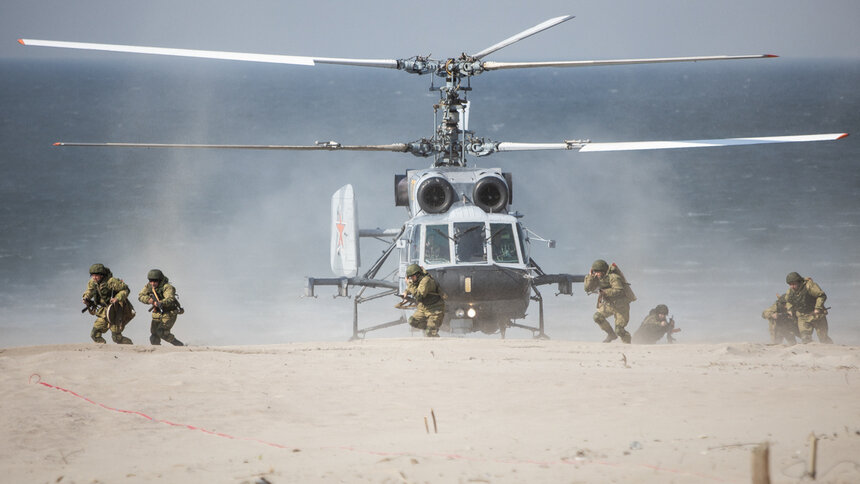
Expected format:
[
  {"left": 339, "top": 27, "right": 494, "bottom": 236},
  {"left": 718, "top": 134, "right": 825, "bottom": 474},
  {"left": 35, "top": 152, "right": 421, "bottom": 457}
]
[
  {"left": 424, "top": 224, "right": 451, "bottom": 264},
  {"left": 490, "top": 223, "right": 519, "bottom": 263},
  {"left": 455, "top": 222, "right": 487, "bottom": 263}
]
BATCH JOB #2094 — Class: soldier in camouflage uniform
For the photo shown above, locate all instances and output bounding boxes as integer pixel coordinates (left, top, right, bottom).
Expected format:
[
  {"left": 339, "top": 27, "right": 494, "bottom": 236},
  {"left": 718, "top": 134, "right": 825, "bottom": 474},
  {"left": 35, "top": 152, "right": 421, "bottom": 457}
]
[
  {"left": 583, "top": 259, "right": 634, "bottom": 343},
  {"left": 138, "top": 269, "right": 184, "bottom": 346},
  {"left": 784, "top": 272, "right": 833, "bottom": 344},
  {"left": 402, "top": 263, "right": 445, "bottom": 337},
  {"left": 82, "top": 263, "right": 134, "bottom": 344},
  {"left": 761, "top": 294, "right": 799, "bottom": 345},
  {"left": 632, "top": 304, "right": 677, "bottom": 344}
]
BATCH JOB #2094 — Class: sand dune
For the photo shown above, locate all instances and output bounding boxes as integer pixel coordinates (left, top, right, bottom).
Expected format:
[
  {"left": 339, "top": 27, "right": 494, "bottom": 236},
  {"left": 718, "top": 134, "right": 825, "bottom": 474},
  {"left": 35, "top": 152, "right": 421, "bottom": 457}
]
[{"left": 1, "top": 339, "right": 858, "bottom": 483}]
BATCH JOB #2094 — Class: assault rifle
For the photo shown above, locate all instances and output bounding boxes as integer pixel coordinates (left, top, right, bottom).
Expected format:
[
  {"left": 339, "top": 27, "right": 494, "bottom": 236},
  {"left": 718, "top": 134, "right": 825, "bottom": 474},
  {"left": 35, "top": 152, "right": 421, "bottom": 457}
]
[{"left": 81, "top": 298, "right": 99, "bottom": 314}]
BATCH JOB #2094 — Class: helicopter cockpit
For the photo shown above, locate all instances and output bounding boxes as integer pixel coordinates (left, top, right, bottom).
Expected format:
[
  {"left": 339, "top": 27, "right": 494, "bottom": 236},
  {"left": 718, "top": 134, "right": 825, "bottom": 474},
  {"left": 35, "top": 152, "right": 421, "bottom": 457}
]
[{"left": 405, "top": 217, "right": 529, "bottom": 269}]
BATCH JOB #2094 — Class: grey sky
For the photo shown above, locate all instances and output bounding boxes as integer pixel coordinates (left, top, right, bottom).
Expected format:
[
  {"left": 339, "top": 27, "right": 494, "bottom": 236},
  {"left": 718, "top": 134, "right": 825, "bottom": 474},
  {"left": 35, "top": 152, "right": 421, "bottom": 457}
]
[{"left": 3, "top": 0, "right": 859, "bottom": 61}]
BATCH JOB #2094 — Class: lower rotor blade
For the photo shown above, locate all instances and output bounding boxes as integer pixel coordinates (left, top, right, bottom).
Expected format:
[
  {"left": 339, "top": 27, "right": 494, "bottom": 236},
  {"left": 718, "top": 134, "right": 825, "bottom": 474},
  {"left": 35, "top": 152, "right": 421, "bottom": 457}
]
[
  {"left": 52, "top": 142, "right": 410, "bottom": 152},
  {"left": 482, "top": 54, "right": 777, "bottom": 71},
  {"left": 496, "top": 133, "right": 848, "bottom": 153},
  {"left": 578, "top": 133, "right": 848, "bottom": 152}
]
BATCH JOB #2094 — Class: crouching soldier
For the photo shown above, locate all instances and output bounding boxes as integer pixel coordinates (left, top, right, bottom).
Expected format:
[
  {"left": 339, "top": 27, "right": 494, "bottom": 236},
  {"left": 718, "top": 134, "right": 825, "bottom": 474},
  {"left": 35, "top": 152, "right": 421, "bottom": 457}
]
[
  {"left": 785, "top": 272, "right": 833, "bottom": 344},
  {"left": 82, "top": 263, "right": 134, "bottom": 344},
  {"left": 402, "top": 264, "right": 445, "bottom": 337},
  {"left": 633, "top": 304, "right": 679, "bottom": 344},
  {"left": 139, "top": 269, "right": 184, "bottom": 346},
  {"left": 584, "top": 259, "right": 636, "bottom": 343},
  {"left": 761, "top": 294, "right": 799, "bottom": 345}
]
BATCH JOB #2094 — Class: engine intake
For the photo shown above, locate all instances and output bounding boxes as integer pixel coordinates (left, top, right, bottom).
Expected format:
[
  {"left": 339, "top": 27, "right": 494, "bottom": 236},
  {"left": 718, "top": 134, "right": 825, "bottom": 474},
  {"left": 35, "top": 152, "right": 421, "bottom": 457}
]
[
  {"left": 416, "top": 176, "right": 455, "bottom": 214},
  {"left": 473, "top": 174, "right": 509, "bottom": 213}
]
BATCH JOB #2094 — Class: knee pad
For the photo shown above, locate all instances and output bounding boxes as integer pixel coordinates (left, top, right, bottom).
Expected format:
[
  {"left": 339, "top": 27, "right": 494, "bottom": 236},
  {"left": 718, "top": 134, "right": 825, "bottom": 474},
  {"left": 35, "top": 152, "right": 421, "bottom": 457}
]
[{"left": 593, "top": 312, "right": 607, "bottom": 325}]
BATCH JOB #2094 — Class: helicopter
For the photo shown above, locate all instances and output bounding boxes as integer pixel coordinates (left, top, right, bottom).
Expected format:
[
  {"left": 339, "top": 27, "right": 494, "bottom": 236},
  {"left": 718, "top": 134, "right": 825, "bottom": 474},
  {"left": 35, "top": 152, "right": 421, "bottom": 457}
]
[{"left": 19, "top": 15, "right": 847, "bottom": 340}]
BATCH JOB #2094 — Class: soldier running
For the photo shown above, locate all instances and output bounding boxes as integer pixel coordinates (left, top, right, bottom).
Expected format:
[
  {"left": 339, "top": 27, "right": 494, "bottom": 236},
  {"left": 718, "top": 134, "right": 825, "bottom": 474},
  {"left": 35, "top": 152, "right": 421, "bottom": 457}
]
[
  {"left": 82, "top": 263, "right": 134, "bottom": 344},
  {"left": 138, "top": 269, "right": 184, "bottom": 346},
  {"left": 402, "top": 263, "right": 445, "bottom": 337},
  {"left": 583, "top": 259, "right": 635, "bottom": 343},
  {"left": 785, "top": 272, "right": 833, "bottom": 344}
]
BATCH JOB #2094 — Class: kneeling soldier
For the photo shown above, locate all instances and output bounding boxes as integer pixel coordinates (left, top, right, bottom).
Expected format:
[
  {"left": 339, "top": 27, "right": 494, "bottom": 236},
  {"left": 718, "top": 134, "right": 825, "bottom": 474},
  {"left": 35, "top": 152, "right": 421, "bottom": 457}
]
[
  {"left": 139, "top": 269, "right": 184, "bottom": 346},
  {"left": 402, "top": 264, "right": 445, "bottom": 337}
]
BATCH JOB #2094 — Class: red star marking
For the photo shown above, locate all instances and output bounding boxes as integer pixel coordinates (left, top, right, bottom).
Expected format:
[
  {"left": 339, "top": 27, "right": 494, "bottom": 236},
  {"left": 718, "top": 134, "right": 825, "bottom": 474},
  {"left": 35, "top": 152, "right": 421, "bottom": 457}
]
[{"left": 335, "top": 210, "right": 346, "bottom": 253}]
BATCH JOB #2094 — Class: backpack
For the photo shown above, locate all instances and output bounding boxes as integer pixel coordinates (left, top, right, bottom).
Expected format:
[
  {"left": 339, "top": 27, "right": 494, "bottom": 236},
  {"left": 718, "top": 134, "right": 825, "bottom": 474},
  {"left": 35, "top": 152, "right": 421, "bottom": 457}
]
[{"left": 608, "top": 263, "right": 637, "bottom": 302}]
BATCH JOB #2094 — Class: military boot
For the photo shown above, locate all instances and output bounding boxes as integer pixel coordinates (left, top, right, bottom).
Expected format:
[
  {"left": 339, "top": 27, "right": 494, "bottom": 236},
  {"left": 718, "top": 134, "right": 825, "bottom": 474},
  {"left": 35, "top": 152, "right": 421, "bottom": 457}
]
[
  {"left": 597, "top": 321, "right": 617, "bottom": 342},
  {"left": 617, "top": 328, "right": 632, "bottom": 344},
  {"left": 150, "top": 334, "right": 162, "bottom": 345},
  {"left": 169, "top": 338, "right": 185, "bottom": 346}
]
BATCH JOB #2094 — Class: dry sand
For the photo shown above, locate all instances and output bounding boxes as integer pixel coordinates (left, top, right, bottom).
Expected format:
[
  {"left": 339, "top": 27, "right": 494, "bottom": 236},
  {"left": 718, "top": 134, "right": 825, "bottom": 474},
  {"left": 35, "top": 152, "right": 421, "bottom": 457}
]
[{"left": 1, "top": 339, "right": 858, "bottom": 483}]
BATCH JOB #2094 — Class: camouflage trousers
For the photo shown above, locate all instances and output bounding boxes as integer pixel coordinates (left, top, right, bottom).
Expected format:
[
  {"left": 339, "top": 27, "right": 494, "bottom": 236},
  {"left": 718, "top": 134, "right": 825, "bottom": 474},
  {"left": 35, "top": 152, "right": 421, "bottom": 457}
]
[
  {"left": 769, "top": 315, "right": 799, "bottom": 345},
  {"left": 594, "top": 303, "right": 631, "bottom": 341},
  {"left": 409, "top": 306, "right": 444, "bottom": 337},
  {"left": 149, "top": 311, "right": 179, "bottom": 345},
  {"left": 91, "top": 309, "right": 132, "bottom": 345},
  {"left": 796, "top": 312, "right": 833, "bottom": 344}
]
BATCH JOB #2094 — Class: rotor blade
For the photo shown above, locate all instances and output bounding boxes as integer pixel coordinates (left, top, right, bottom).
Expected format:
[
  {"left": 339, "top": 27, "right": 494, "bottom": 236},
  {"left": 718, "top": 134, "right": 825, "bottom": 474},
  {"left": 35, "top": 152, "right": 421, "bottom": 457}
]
[
  {"left": 52, "top": 141, "right": 410, "bottom": 151},
  {"left": 471, "top": 15, "right": 573, "bottom": 60},
  {"left": 482, "top": 54, "right": 777, "bottom": 71},
  {"left": 495, "top": 133, "right": 848, "bottom": 153},
  {"left": 18, "top": 39, "right": 398, "bottom": 69}
]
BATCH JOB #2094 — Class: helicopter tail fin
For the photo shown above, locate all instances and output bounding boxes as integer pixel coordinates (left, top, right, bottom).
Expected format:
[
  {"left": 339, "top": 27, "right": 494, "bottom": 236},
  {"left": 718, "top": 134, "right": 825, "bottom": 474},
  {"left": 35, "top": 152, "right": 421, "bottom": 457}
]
[{"left": 330, "top": 184, "right": 360, "bottom": 277}]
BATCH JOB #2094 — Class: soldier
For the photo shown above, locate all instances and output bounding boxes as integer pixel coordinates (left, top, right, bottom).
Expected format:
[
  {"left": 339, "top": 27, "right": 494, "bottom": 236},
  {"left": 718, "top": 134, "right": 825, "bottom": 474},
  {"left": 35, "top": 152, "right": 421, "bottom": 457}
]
[
  {"left": 632, "top": 304, "right": 678, "bottom": 344},
  {"left": 82, "top": 263, "right": 134, "bottom": 344},
  {"left": 138, "top": 269, "right": 184, "bottom": 346},
  {"left": 402, "top": 263, "right": 445, "bottom": 337},
  {"left": 784, "top": 272, "right": 833, "bottom": 344},
  {"left": 761, "top": 294, "right": 799, "bottom": 345},
  {"left": 583, "top": 259, "right": 635, "bottom": 343}
]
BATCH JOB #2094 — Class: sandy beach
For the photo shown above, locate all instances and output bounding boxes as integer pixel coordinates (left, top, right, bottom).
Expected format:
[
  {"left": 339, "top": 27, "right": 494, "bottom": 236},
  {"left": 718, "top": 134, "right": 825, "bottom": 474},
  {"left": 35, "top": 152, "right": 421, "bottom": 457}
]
[{"left": 1, "top": 339, "right": 858, "bottom": 483}]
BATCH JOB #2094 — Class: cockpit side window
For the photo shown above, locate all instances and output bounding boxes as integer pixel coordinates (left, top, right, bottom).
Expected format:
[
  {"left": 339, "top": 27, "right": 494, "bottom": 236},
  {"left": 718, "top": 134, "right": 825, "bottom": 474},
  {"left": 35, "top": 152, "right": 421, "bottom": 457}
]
[
  {"left": 516, "top": 223, "right": 530, "bottom": 263},
  {"left": 490, "top": 223, "right": 519, "bottom": 263},
  {"left": 409, "top": 225, "right": 421, "bottom": 263},
  {"left": 454, "top": 222, "right": 487, "bottom": 264},
  {"left": 424, "top": 224, "right": 451, "bottom": 264}
]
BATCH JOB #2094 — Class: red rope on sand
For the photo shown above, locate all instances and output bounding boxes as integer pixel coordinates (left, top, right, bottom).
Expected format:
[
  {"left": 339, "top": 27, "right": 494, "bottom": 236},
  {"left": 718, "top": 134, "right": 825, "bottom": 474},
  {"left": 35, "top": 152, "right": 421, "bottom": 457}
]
[
  {"left": 29, "top": 374, "right": 288, "bottom": 449},
  {"left": 29, "top": 375, "right": 736, "bottom": 481}
]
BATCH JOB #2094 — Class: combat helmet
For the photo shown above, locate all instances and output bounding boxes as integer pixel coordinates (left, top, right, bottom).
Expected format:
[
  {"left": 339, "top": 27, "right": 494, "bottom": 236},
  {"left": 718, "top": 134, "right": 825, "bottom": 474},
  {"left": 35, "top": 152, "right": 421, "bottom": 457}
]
[
  {"left": 406, "top": 263, "right": 422, "bottom": 277},
  {"left": 786, "top": 272, "right": 803, "bottom": 284},
  {"left": 147, "top": 269, "right": 165, "bottom": 281},
  {"left": 655, "top": 304, "right": 669, "bottom": 315},
  {"left": 591, "top": 259, "right": 609, "bottom": 273},
  {"left": 89, "top": 263, "right": 108, "bottom": 276}
]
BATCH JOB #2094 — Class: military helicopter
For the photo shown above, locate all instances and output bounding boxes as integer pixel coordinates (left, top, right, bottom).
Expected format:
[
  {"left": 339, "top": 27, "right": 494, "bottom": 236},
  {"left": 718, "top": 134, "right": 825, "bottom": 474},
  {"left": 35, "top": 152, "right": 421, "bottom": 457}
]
[{"left": 20, "top": 15, "right": 847, "bottom": 339}]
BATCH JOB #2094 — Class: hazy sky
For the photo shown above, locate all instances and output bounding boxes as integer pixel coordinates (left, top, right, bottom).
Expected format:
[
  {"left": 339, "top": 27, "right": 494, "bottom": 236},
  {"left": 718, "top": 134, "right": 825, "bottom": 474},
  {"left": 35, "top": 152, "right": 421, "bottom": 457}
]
[{"left": 3, "top": 0, "right": 859, "bottom": 61}]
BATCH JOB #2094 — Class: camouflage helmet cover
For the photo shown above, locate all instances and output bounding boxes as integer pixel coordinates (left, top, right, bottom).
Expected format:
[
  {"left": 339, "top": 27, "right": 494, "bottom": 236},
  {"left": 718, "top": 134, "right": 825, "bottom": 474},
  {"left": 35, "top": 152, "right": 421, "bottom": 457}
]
[
  {"left": 89, "top": 263, "right": 108, "bottom": 276},
  {"left": 655, "top": 304, "right": 669, "bottom": 315},
  {"left": 147, "top": 269, "right": 165, "bottom": 281},
  {"left": 591, "top": 259, "right": 609, "bottom": 272},
  {"left": 406, "top": 263, "right": 422, "bottom": 277},
  {"left": 786, "top": 272, "right": 803, "bottom": 284}
]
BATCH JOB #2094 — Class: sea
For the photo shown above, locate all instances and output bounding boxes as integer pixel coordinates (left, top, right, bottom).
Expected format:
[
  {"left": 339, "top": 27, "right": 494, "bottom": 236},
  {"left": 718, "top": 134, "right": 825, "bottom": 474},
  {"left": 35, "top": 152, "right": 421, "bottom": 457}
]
[{"left": 1, "top": 55, "right": 858, "bottom": 346}]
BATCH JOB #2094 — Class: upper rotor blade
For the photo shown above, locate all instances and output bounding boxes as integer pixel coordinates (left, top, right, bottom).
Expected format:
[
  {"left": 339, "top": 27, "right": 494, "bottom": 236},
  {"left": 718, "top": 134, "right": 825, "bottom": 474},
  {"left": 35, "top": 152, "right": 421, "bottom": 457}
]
[
  {"left": 471, "top": 15, "right": 573, "bottom": 60},
  {"left": 18, "top": 39, "right": 398, "bottom": 69},
  {"left": 495, "top": 133, "right": 848, "bottom": 153},
  {"left": 482, "top": 54, "right": 777, "bottom": 71},
  {"left": 52, "top": 141, "right": 410, "bottom": 152}
]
